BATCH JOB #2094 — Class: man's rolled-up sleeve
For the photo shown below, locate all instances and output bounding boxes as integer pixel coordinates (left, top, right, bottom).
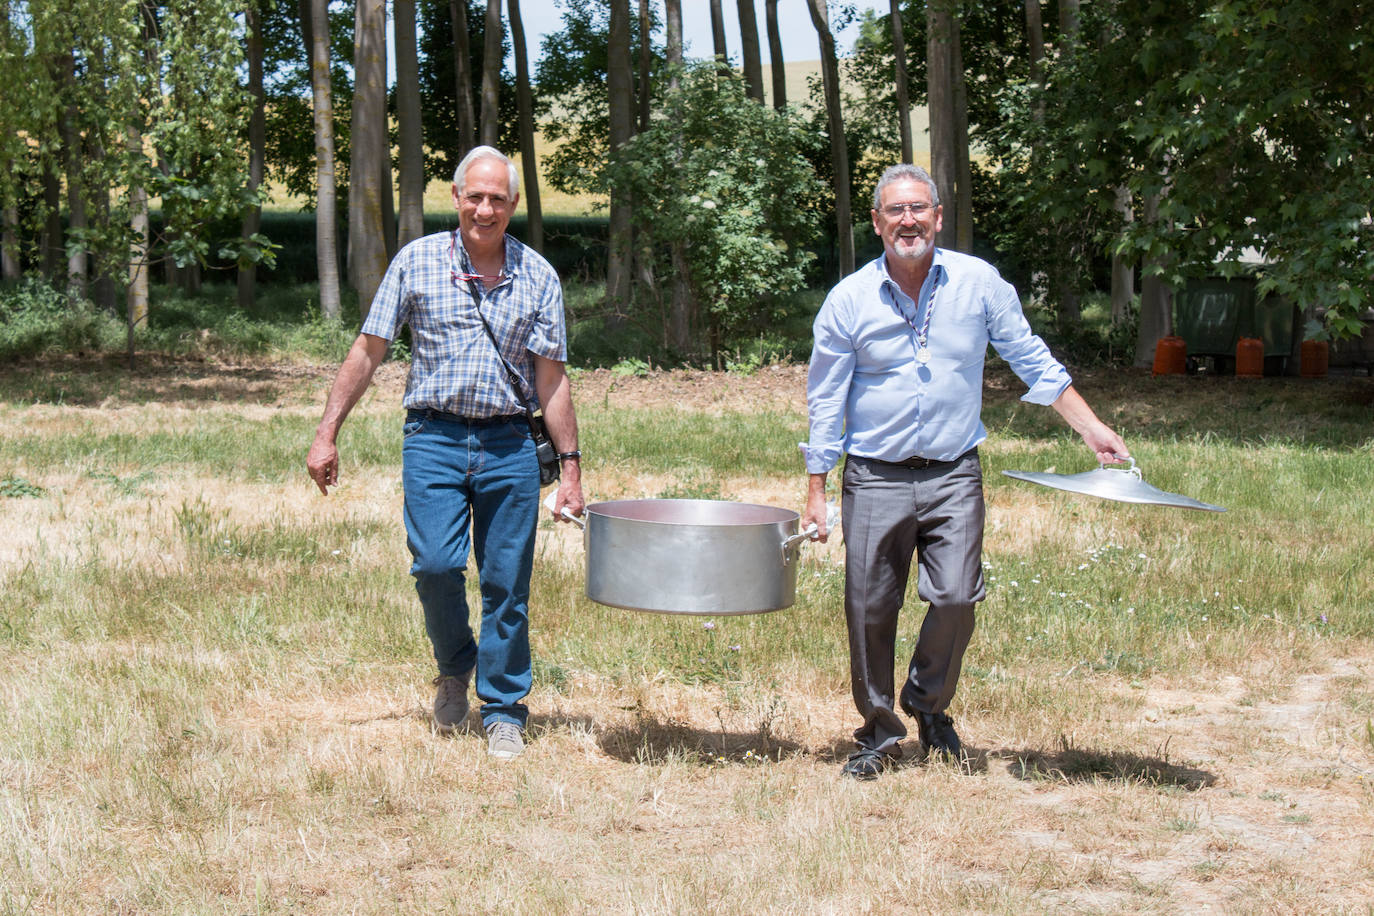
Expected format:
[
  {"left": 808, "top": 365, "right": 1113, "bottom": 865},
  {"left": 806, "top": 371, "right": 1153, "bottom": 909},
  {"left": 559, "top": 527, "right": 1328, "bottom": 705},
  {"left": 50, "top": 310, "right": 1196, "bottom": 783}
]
[
  {"left": 985, "top": 275, "right": 1071, "bottom": 406},
  {"left": 801, "top": 298, "right": 854, "bottom": 474}
]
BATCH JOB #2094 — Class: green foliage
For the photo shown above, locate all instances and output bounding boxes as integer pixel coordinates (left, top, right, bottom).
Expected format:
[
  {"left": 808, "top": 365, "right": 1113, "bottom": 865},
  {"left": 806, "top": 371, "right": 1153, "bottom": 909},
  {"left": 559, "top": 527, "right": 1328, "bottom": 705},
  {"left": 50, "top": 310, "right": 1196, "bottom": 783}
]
[
  {"left": 260, "top": 0, "right": 354, "bottom": 203},
  {"left": 605, "top": 63, "right": 824, "bottom": 359},
  {"left": 536, "top": 0, "right": 659, "bottom": 197},
  {"left": 0, "top": 475, "right": 46, "bottom": 499},
  {"left": 984, "top": 0, "right": 1373, "bottom": 340},
  {"left": 0, "top": 279, "right": 124, "bottom": 360},
  {"left": 10, "top": 0, "right": 263, "bottom": 281},
  {"left": 416, "top": 0, "right": 518, "bottom": 183}
]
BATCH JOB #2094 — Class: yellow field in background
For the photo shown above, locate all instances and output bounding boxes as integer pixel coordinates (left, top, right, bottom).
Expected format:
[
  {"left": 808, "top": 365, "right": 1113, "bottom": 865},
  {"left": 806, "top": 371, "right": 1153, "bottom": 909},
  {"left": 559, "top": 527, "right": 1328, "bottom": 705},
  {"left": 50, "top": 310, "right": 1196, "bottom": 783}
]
[{"left": 267, "top": 60, "right": 929, "bottom": 218}]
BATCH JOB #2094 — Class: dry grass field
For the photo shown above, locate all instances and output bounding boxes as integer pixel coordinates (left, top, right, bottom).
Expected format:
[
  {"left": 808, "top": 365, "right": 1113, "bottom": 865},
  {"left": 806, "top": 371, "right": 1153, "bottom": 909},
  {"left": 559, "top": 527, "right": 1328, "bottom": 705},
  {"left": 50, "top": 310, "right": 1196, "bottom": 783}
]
[{"left": 1, "top": 358, "right": 1373, "bottom": 913}]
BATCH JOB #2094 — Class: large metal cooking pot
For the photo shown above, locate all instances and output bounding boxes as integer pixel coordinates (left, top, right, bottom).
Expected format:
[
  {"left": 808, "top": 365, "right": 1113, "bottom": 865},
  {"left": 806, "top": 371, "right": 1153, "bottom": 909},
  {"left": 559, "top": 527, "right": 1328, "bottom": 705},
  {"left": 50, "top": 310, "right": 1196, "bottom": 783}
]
[{"left": 561, "top": 499, "right": 816, "bottom": 615}]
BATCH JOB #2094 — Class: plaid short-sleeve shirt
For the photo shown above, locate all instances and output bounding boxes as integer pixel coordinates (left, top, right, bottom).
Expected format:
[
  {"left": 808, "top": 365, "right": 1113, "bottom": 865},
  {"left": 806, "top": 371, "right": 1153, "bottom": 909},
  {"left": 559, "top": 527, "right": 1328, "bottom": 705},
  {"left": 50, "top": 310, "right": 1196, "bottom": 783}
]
[{"left": 361, "top": 230, "right": 567, "bottom": 417}]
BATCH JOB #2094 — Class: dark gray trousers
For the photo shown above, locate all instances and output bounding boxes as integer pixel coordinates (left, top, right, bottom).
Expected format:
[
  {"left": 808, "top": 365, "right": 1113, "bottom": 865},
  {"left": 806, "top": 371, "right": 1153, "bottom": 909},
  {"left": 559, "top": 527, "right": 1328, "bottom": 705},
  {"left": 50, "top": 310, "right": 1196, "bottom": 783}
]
[{"left": 841, "top": 451, "right": 985, "bottom": 755}]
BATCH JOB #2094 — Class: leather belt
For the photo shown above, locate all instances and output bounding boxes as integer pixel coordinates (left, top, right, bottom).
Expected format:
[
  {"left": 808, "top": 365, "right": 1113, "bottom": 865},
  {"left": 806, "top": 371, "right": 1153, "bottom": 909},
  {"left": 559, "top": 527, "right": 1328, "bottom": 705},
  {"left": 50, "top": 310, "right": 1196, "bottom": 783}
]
[
  {"left": 407, "top": 408, "right": 522, "bottom": 426},
  {"left": 859, "top": 448, "right": 976, "bottom": 470}
]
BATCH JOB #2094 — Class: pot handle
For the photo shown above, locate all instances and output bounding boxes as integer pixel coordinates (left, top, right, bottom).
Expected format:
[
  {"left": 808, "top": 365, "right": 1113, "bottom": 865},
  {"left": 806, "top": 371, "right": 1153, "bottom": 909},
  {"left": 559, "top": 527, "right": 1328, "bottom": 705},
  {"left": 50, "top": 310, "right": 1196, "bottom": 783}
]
[
  {"left": 545, "top": 492, "right": 587, "bottom": 529},
  {"left": 780, "top": 523, "right": 821, "bottom": 566},
  {"left": 780, "top": 503, "right": 840, "bottom": 565},
  {"left": 1100, "top": 454, "right": 1142, "bottom": 480}
]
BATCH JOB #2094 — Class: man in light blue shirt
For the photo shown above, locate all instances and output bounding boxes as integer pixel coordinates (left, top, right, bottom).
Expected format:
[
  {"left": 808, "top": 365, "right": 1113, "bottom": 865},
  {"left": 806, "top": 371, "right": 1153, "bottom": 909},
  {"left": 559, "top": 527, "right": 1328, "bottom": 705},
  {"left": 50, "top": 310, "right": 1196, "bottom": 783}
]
[{"left": 802, "top": 164, "right": 1128, "bottom": 779}]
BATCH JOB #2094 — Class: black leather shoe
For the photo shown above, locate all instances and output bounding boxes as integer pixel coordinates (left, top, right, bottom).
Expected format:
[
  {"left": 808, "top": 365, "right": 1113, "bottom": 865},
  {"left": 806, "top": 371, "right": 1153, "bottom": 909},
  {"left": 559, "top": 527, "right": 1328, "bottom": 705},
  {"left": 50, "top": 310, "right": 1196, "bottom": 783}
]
[
  {"left": 915, "top": 711, "right": 963, "bottom": 760},
  {"left": 841, "top": 748, "right": 893, "bottom": 780}
]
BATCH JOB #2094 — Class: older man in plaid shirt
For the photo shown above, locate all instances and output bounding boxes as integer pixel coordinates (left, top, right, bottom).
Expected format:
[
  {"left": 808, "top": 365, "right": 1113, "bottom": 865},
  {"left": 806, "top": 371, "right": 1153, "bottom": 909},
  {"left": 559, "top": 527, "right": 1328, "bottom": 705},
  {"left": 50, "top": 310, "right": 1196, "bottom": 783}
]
[{"left": 307, "top": 146, "right": 584, "bottom": 761}]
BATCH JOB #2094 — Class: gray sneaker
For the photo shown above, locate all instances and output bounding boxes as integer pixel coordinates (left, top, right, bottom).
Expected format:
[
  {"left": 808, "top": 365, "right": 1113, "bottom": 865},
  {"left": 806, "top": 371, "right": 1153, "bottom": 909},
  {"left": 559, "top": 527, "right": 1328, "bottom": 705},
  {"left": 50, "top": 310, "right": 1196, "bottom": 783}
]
[
  {"left": 432, "top": 672, "right": 471, "bottom": 734},
  {"left": 486, "top": 720, "right": 524, "bottom": 760}
]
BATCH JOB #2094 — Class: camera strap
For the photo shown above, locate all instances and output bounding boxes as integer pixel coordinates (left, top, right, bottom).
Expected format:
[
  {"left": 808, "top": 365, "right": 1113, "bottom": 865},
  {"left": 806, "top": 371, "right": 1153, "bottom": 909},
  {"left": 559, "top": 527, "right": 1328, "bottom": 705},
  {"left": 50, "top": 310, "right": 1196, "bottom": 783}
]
[{"left": 462, "top": 274, "right": 546, "bottom": 441}]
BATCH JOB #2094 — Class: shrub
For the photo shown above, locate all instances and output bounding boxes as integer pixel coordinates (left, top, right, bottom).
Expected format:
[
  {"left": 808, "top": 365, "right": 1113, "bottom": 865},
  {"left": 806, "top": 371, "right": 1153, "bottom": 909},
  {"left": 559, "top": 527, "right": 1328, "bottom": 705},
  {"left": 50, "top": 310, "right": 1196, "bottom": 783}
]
[{"left": 0, "top": 278, "right": 124, "bottom": 360}]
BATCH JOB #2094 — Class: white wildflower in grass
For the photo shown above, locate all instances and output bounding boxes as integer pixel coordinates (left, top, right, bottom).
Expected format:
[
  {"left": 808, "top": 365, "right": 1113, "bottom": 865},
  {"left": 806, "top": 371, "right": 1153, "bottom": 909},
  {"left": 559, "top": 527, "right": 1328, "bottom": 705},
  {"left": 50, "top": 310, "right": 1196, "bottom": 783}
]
[{"left": 703, "top": 621, "right": 716, "bottom": 630}]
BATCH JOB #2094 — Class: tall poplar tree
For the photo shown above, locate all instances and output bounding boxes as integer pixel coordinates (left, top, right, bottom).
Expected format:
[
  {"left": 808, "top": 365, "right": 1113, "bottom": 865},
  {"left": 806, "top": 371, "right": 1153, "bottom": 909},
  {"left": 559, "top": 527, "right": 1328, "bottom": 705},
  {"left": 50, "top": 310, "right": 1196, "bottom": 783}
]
[
  {"left": 349, "top": 0, "right": 388, "bottom": 316},
  {"left": 736, "top": 0, "right": 764, "bottom": 102},
  {"left": 606, "top": 0, "right": 633, "bottom": 312},
  {"left": 509, "top": 0, "right": 543, "bottom": 251},
  {"left": 306, "top": 0, "right": 340, "bottom": 319},
  {"left": 807, "top": 0, "right": 853, "bottom": 276},
  {"left": 396, "top": 0, "right": 425, "bottom": 248}
]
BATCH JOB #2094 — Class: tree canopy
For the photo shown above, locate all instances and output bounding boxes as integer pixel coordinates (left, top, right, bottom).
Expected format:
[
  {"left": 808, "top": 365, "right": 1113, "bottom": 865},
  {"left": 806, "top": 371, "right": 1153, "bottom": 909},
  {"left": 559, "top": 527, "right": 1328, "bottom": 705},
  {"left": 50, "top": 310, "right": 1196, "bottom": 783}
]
[{"left": 2, "top": 0, "right": 1370, "bottom": 356}]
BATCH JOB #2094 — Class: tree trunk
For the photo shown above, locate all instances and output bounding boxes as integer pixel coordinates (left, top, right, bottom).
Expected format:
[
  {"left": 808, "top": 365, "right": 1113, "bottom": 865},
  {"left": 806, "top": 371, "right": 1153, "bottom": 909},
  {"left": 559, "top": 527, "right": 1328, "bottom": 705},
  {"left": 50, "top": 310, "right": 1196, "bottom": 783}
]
[
  {"left": 764, "top": 0, "right": 785, "bottom": 110},
  {"left": 606, "top": 0, "right": 634, "bottom": 316},
  {"left": 56, "top": 53, "right": 87, "bottom": 298},
  {"left": 238, "top": 0, "right": 266, "bottom": 309},
  {"left": 926, "top": 0, "right": 956, "bottom": 249},
  {"left": 663, "top": 0, "right": 693, "bottom": 353},
  {"left": 508, "top": 0, "right": 543, "bottom": 251},
  {"left": 952, "top": 18, "right": 972, "bottom": 253},
  {"left": 1, "top": 206, "right": 16, "bottom": 280},
  {"left": 479, "top": 0, "right": 502, "bottom": 148},
  {"left": 1111, "top": 186, "right": 1135, "bottom": 325},
  {"left": 889, "top": 0, "right": 912, "bottom": 163},
  {"left": 737, "top": 0, "right": 764, "bottom": 103},
  {"left": 709, "top": 0, "right": 728, "bottom": 64},
  {"left": 349, "top": 0, "right": 388, "bottom": 317},
  {"left": 41, "top": 162, "right": 62, "bottom": 281},
  {"left": 666, "top": 0, "right": 682, "bottom": 73},
  {"left": 396, "top": 0, "right": 425, "bottom": 248},
  {"left": 1025, "top": 0, "right": 1044, "bottom": 86},
  {"left": 1059, "top": 0, "right": 1081, "bottom": 42},
  {"left": 636, "top": 0, "right": 652, "bottom": 131},
  {"left": 808, "top": 0, "right": 853, "bottom": 277},
  {"left": 1053, "top": 0, "right": 1082, "bottom": 328},
  {"left": 90, "top": 177, "right": 117, "bottom": 313},
  {"left": 307, "top": 0, "right": 340, "bottom": 320},
  {"left": 1134, "top": 192, "right": 1171, "bottom": 366},
  {"left": 450, "top": 0, "right": 477, "bottom": 157},
  {"left": 127, "top": 125, "right": 149, "bottom": 363}
]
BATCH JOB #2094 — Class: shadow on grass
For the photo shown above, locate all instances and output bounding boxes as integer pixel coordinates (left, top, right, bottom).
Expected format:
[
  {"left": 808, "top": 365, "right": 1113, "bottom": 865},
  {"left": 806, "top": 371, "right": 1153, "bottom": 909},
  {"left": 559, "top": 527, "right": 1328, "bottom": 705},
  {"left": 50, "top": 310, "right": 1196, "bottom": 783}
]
[
  {"left": 594, "top": 713, "right": 808, "bottom": 766},
  {"left": 0, "top": 353, "right": 325, "bottom": 406},
  {"left": 997, "top": 739, "right": 1216, "bottom": 791}
]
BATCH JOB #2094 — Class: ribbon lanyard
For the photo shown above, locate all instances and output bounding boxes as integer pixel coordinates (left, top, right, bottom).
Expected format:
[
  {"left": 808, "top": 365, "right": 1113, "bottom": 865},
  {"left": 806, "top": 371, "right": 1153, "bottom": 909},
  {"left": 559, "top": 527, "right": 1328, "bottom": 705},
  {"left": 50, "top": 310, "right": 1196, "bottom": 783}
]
[{"left": 897, "top": 265, "right": 941, "bottom": 365}]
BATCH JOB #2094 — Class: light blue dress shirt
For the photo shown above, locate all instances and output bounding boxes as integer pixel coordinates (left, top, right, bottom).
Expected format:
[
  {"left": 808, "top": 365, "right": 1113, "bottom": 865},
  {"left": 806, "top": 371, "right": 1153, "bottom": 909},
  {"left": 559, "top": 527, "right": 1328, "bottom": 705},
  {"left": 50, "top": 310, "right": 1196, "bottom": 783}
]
[{"left": 802, "top": 248, "right": 1071, "bottom": 473}]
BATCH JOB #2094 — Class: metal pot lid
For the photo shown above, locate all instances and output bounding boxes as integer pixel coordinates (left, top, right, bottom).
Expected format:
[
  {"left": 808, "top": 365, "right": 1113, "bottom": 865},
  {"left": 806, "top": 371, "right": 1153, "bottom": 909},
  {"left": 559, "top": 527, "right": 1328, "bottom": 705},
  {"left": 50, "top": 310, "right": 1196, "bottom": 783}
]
[{"left": 1002, "top": 457, "right": 1225, "bottom": 512}]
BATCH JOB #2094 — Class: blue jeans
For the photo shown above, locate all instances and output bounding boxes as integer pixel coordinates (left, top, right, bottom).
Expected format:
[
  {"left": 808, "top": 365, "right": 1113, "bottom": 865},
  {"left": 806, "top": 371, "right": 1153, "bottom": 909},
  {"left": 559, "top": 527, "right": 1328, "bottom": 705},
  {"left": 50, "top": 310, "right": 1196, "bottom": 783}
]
[{"left": 402, "top": 410, "right": 540, "bottom": 728}]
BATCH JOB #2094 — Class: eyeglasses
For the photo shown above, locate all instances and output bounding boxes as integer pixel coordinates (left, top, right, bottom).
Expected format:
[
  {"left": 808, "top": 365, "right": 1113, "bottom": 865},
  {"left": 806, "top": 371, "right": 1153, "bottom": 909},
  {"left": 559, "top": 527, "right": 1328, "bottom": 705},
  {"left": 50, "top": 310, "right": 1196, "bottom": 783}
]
[{"left": 881, "top": 202, "right": 936, "bottom": 218}]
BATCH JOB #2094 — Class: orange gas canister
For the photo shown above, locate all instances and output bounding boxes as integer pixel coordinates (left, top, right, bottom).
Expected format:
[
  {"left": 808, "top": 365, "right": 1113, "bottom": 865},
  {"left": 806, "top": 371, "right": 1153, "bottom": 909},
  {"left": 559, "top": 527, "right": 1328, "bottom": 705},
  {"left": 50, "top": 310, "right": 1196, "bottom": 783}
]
[
  {"left": 1152, "top": 335, "right": 1187, "bottom": 376},
  {"left": 1235, "top": 337, "right": 1265, "bottom": 378},
  {"left": 1300, "top": 339, "right": 1329, "bottom": 378}
]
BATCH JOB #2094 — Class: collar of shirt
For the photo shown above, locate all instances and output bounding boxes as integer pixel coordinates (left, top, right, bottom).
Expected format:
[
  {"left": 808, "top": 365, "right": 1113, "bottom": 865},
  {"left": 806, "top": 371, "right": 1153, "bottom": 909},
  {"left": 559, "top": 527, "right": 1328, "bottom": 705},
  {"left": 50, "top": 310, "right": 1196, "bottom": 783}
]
[
  {"left": 877, "top": 252, "right": 945, "bottom": 329},
  {"left": 450, "top": 231, "right": 521, "bottom": 288}
]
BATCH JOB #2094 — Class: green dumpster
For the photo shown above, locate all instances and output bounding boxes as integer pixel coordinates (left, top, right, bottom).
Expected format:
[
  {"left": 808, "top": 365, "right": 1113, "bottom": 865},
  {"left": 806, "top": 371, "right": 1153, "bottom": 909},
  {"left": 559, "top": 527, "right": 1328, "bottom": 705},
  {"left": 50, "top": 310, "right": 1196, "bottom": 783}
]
[{"left": 1175, "top": 277, "right": 1298, "bottom": 371}]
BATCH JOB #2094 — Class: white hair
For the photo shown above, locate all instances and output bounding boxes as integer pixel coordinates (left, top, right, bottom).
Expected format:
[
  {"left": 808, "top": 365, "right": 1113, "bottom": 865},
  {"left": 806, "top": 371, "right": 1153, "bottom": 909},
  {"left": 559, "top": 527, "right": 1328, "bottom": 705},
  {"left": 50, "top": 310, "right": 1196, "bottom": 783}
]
[
  {"left": 452, "top": 146, "right": 520, "bottom": 197},
  {"left": 872, "top": 163, "right": 939, "bottom": 210}
]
